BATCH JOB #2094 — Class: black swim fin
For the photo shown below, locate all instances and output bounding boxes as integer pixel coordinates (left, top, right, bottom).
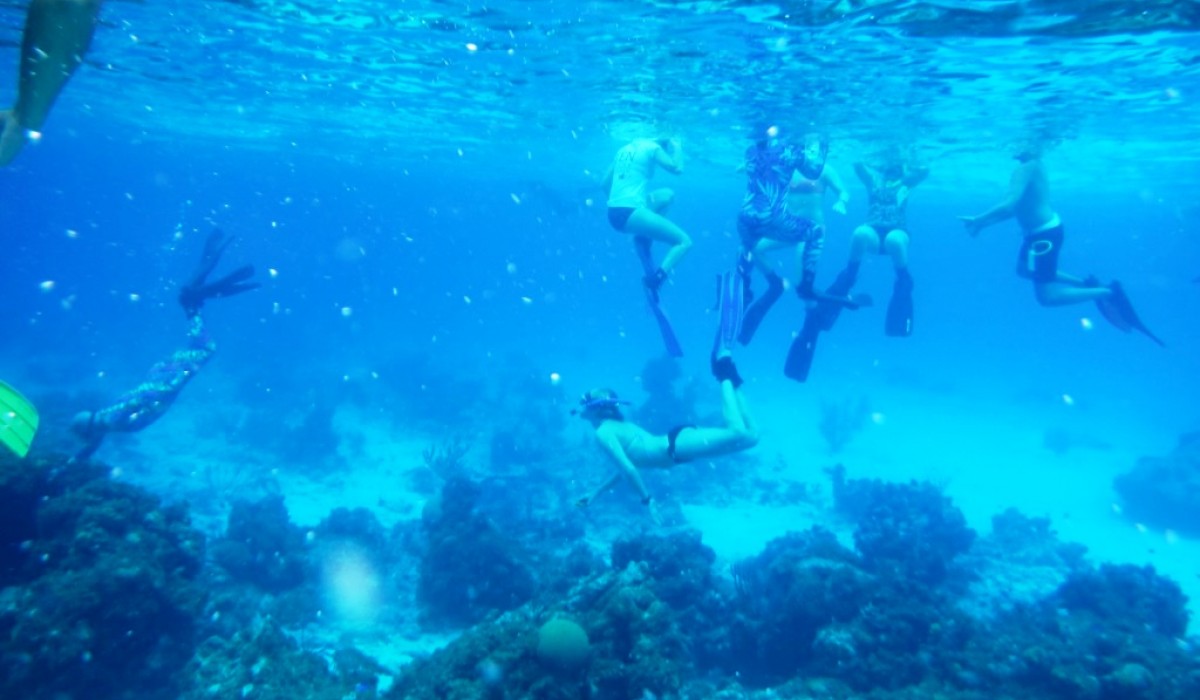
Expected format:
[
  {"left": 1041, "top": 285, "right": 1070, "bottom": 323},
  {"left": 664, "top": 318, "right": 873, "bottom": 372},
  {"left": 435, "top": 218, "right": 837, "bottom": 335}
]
[
  {"left": 738, "top": 272, "right": 784, "bottom": 345},
  {"left": 885, "top": 269, "right": 914, "bottom": 338},
  {"left": 634, "top": 236, "right": 683, "bottom": 357},
  {"left": 180, "top": 230, "right": 259, "bottom": 313},
  {"left": 784, "top": 311, "right": 824, "bottom": 382},
  {"left": 1107, "top": 281, "right": 1165, "bottom": 348},
  {"left": 815, "top": 267, "right": 860, "bottom": 332}
]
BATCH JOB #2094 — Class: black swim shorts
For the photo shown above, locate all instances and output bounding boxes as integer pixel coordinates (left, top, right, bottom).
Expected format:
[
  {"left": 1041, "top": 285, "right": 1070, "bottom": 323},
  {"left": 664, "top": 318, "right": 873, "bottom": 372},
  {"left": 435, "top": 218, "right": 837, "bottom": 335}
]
[
  {"left": 1016, "top": 225, "right": 1063, "bottom": 283},
  {"left": 608, "top": 207, "right": 636, "bottom": 231}
]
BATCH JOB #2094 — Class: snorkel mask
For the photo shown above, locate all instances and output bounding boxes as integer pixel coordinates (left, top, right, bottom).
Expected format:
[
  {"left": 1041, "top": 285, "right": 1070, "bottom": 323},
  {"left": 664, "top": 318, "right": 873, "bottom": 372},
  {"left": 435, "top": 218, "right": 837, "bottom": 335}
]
[
  {"left": 802, "top": 133, "right": 829, "bottom": 166},
  {"left": 570, "top": 390, "right": 631, "bottom": 418}
]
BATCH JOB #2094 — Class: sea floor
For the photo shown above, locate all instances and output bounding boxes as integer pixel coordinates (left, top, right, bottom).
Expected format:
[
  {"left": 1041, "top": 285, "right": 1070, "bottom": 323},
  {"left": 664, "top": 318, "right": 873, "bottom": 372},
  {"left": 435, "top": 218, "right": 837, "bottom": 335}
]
[{"left": 74, "top": 377, "right": 1200, "bottom": 668}]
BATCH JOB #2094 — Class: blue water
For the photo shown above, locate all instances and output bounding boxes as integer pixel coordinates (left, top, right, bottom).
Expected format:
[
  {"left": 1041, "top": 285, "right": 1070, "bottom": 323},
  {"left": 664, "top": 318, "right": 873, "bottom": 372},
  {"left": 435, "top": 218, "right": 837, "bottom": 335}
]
[{"left": 3, "top": 1, "right": 1200, "bottom": 697}]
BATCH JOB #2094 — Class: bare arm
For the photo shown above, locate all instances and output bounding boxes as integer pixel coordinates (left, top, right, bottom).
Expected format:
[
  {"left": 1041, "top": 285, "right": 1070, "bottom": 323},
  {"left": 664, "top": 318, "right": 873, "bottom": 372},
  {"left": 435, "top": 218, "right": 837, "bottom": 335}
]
[
  {"left": 853, "top": 162, "right": 874, "bottom": 188},
  {"left": 595, "top": 430, "right": 651, "bottom": 501},
  {"left": 655, "top": 142, "right": 683, "bottom": 175},
  {"left": 600, "top": 165, "right": 613, "bottom": 193},
  {"left": 577, "top": 471, "right": 623, "bottom": 507},
  {"left": 960, "top": 162, "right": 1032, "bottom": 234},
  {"left": 824, "top": 165, "right": 850, "bottom": 213},
  {"left": 904, "top": 166, "right": 931, "bottom": 188}
]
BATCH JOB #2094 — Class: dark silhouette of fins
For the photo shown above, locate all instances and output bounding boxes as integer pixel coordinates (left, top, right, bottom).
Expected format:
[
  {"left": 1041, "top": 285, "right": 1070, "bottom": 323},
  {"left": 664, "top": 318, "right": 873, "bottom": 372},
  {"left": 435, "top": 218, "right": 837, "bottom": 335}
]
[
  {"left": 784, "top": 311, "right": 824, "bottom": 382},
  {"left": 1107, "top": 281, "right": 1165, "bottom": 348},
  {"left": 634, "top": 235, "right": 683, "bottom": 357},
  {"left": 738, "top": 272, "right": 783, "bottom": 345},
  {"left": 885, "top": 269, "right": 914, "bottom": 338}
]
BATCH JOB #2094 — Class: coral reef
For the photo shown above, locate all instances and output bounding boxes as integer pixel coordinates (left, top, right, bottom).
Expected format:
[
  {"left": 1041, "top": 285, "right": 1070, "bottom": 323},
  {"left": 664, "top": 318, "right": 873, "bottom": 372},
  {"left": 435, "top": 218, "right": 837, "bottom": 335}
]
[
  {"left": 417, "top": 476, "right": 536, "bottom": 626},
  {"left": 830, "top": 464, "right": 976, "bottom": 585},
  {"left": 391, "top": 561, "right": 689, "bottom": 700},
  {"left": 535, "top": 617, "right": 590, "bottom": 670},
  {"left": 1113, "top": 431, "right": 1200, "bottom": 535},
  {"left": 4, "top": 448, "right": 1198, "bottom": 700},
  {"left": 729, "top": 528, "right": 873, "bottom": 683},
  {"left": 0, "top": 452, "right": 206, "bottom": 700},
  {"left": 954, "top": 508, "right": 1087, "bottom": 620},
  {"left": 181, "top": 619, "right": 375, "bottom": 700},
  {"left": 211, "top": 494, "right": 309, "bottom": 592}
]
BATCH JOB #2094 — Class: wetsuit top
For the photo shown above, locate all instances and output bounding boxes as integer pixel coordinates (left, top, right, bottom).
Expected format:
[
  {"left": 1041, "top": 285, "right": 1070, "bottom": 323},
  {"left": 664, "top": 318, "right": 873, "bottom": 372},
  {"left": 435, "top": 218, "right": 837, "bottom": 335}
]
[
  {"left": 867, "top": 178, "right": 910, "bottom": 231},
  {"left": 91, "top": 313, "right": 216, "bottom": 434},
  {"left": 607, "top": 139, "right": 663, "bottom": 209},
  {"left": 741, "top": 139, "right": 802, "bottom": 217}
]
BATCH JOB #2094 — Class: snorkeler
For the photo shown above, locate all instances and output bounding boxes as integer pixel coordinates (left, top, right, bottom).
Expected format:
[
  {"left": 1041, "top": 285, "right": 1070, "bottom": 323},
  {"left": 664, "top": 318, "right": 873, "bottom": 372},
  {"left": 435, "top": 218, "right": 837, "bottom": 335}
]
[
  {"left": 603, "top": 137, "right": 691, "bottom": 302},
  {"left": 574, "top": 273, "right": 756, "bottom": 524},
  {"left": 1, "top": 0, "right": 102, "bottom": 166},
  {"left": 958, "top": 139, "right": 1163, "bottom": 346},
  {"left": 736, "top": 128, "right": 861, "bottom": 348},
  {"left": 839, "top": 148, "right": 930, "bottom": 337},
  {"left": 70, "top": 230, "right": 259, "bottom": 462}
]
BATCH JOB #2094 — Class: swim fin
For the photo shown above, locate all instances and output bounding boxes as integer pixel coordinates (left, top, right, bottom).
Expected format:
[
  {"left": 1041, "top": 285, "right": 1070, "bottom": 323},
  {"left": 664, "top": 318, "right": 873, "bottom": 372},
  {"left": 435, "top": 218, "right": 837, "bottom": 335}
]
[
  {"left": 713, "top": 269, "right": 746, "bottom": 354},
  {"left": 783, "top": 311, "right": 824, "bottom": 382},
  {"left": 635, "top": 236, "right": 683, "bottom": 357},
  {"left": 737, "top": 272, "right": 783, "bottom": 345},
  {"left": 180, "top": 230, "right": 260, "bottom": 313},
  {"left": 815, "top": 267, "right": 860, "bottom": 331},
  {"left": 885, "top": 269, "right": 914, "bottom": 337},
  {"left": 0, "top": 380, "right": 39, "bottom": 458},
  {"left": 1107, "top": 281, "right": 1165, "bottom": 348}
]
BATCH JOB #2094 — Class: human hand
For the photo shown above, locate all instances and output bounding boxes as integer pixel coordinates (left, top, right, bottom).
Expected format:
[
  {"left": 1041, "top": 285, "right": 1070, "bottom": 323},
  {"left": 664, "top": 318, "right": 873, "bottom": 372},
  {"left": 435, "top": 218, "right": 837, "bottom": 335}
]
[
  {"left": 833, "top": 199, "right": 848, "bottom": 215},
  {"left": 574, "top": 495, "right": 591, "bottom": 509},
  {"left": 958, "top": 215, "right": 982, "bottom": 237}
]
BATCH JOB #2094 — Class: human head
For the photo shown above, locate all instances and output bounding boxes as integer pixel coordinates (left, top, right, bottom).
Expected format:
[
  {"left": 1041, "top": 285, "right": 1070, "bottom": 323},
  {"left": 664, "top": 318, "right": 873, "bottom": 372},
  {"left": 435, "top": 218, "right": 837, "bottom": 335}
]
[
  {"left": 1012, "top": 136, "right": 1045, "bottom": 162},
  {"left": 748, "top": 121, "right": 780, "bottom": 145},
  {"left": 802, "top": 132, "right": 828, "bottom": 165},
  {"left": 71, "top": 410, "right": 98, "bottom": 439},
  {"left": 573, "top": 389, "right": 627, "bottom": 422},
  {"left": 878, "top": 145, "right": 905, "bottom": 178}
]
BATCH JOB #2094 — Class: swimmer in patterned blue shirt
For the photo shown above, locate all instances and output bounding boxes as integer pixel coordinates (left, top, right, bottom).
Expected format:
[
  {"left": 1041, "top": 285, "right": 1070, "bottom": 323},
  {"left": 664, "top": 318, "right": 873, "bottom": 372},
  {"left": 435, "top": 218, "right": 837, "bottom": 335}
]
[{"left": 70, "top": 230, "right": 259, "bottom": 461}]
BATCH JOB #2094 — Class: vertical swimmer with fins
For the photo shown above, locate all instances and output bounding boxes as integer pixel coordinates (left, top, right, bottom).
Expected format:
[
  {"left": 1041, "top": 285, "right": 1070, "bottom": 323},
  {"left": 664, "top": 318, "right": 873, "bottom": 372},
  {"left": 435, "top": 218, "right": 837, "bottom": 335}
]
[
  {"left": 70, "top": 230, "right": 259, "bottom": 462},
  {"left": 635, "top": 236, "right": 684, "bottom": 357}
]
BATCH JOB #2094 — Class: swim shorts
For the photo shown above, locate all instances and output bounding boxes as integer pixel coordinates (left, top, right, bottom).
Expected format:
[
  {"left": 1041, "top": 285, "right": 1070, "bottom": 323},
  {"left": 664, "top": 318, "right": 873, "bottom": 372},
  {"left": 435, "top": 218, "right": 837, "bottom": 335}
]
[
  {"left": 1016, "top": 225, "right": 1063, "bottom": 283},
  {"left": 608, "top": 207, "right": 636, "bottom": 231},
  {"left": 737, "top": 210, "right": 820, "bottom": 246},
  {"left": 666, "top": 424, "right": 695, "bottom": 464}
]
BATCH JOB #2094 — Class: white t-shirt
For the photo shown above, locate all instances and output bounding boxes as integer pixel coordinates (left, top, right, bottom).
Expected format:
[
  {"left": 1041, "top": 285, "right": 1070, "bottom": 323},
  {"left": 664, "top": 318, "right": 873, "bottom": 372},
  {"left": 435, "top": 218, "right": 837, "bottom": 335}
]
[{"left": 607, "top": 139, "right": 663, "bottom": 209}]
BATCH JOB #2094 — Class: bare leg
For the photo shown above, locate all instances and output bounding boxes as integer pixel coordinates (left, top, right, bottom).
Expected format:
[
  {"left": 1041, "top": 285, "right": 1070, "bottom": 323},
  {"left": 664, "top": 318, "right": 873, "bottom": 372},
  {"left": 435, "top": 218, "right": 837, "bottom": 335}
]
[
  {"left": 849, "top": 225, "right": 882, "bottom": 265},
  {"left": 883, "top": 230, "right": 910, "bottom": 269},
  {"left": 1034, "top": 278, "right": 1111, "bottom": 306},
  {"left": 672, "top": 352, "right": 759, "bottom": 462},
  {"left": 1, "top": 0, "right": 101, "bottom": 166},
  {"left": 749, "top": 237, "right": 794, "bottom": 277},
  {"left": 625, "top": 192, "right": 692, "bottom": 275},
  {"left": 670, "top": 382, "right": 758, "bottom": 461}
]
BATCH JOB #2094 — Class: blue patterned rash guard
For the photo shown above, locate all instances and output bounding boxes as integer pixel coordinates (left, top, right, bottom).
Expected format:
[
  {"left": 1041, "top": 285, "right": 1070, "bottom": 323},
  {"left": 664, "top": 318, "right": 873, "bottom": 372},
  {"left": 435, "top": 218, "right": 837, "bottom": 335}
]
[
  {"left": 737, "top": 140, "right": 825, "bottom": 274},
  {"left": 91, "top": 312, "right": 216, "bottom": 433}
]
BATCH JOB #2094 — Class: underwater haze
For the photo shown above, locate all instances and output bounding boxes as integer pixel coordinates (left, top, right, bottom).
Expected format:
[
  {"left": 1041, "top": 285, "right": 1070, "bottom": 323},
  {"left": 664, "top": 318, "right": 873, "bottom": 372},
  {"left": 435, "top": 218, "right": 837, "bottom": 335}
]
[{"left": 2, "top": 1, "right": 1200, "bottom": 699}]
